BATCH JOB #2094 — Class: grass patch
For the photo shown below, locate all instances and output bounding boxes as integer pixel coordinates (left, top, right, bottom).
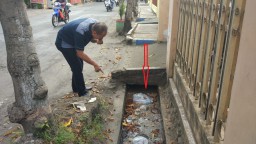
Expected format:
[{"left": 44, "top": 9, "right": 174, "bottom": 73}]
[
  {"left": 81, "top": 114, "right": 105, "bottom": 144},
  {"left": 34, "top": 121, "right": 75, "bottom": 144},
  {"left": 53, "top": 126, "right": 75, "bottom": 144},
  {"left": 34, "top": 97, "right": 109, "bottom": 144}
]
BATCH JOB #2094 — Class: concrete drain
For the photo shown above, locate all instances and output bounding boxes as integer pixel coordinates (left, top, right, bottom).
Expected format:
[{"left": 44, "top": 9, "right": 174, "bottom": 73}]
[{"left": 120, "top": 85, "right": 165, "bottom": 144}]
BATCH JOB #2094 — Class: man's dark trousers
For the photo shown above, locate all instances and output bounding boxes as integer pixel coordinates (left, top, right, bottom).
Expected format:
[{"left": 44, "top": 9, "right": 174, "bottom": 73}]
[{"left": 58, "top": 48, "right": 87, "bottom": 96}]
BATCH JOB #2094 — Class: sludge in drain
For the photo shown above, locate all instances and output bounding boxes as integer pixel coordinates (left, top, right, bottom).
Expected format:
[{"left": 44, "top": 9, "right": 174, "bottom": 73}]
[{"left": 120, "top": 85, "right": 165, "bottom": 144}]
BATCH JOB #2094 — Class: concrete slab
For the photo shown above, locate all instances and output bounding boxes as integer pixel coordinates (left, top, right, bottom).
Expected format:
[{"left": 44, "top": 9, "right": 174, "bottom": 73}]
[
  {"left": 126, "top": 3, "right": 159, "bottom": 45},
  {"left": 124, "top": 43, "right": 167, "bottom": 68},
  {"left": 135, "top": 24, "right": 158, "bottom": 34},
  {"left": 139, "top": 5, "right": 156, "bottom": 18},
  {"left": 133, "top": 34, "right": 157, "bottom": 39}
]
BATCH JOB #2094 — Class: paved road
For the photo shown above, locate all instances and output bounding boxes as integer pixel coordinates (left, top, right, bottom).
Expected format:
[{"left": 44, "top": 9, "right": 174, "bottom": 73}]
[{"left": 0, "top": 2, "right": 120, "bottom": 130}]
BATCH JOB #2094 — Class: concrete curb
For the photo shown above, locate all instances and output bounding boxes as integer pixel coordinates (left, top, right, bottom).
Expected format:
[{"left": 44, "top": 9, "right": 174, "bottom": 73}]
[
  {"left": 169, "top": 79, "right": 197, "bottom": 144},
  {"left": 133, "top": 38, "right": 157, "bottom": 45}
]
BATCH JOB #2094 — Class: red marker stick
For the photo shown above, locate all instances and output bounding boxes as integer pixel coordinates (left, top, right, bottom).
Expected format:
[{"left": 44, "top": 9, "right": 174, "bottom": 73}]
[{"left": 142, "top": 44, "right": 150, "bottom": 89}]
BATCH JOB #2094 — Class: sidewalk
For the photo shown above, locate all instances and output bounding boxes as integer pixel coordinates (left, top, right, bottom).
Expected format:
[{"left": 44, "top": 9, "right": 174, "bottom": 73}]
[{"left": 126, "top": 3, "right": 158, "bottom": 45}]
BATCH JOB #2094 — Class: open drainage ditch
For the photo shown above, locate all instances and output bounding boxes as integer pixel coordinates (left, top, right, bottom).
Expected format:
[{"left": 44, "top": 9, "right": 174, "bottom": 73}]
[{"left": 120, "top": 85, "right": 165, "bottom": 144}]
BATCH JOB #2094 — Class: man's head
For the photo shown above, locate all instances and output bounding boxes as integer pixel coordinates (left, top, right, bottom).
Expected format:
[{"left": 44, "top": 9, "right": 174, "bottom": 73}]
[{"left": 91, "top": 22, "right": 108, "bottom": 44}]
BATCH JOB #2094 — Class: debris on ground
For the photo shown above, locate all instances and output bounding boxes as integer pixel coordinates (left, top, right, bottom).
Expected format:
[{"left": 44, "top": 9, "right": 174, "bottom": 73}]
[
  {"left": 133, "top": 93, "right": 153, "bottom": 105},
  {"left": 88, "top": 97, "right": 97, "bottom": 103},
  {"left": 133, "top": 135, "right": 149, "bottom": 144},
  {"left": 121, "top": 89, "right": 164, "bottom": 144},
  {"left": 71, "top": 101, "right": 87, "bottom": 112}
]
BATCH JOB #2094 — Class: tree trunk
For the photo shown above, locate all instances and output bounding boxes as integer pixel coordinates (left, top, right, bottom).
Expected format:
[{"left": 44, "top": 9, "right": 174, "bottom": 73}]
[
  {"left": 123, "top": 0, "right": 133, "bottom": 34},
  {"left": 0, "top": 0, "right": 51, "bottom": 133},
  {"left": 133, "top": 0, "right": 139, "bottom": 18}
]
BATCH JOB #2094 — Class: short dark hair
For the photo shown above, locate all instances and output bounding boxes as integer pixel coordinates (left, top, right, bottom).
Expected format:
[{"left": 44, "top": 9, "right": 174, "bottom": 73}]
[{"left": 92, "top": 22, "right": 108, "bottom": 34}]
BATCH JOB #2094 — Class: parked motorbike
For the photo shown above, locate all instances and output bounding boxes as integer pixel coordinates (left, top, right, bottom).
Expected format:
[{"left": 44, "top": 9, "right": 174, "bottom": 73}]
[
  {"left": 115, "top": 0, "right": 119, "bottom": 6},
  {"left": 52, "top": 2, "right": 71, "bottom": 27},
  {"left": 104, "top": 0, "right": 114, "bottom": 12}
]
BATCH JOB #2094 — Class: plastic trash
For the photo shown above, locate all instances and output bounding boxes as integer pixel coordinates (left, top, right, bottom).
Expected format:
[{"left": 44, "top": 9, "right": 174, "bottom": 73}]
[
  {"left": 133, "top": 93, "right": 153, "bottom": 105},
  {"left": 88, "top": 97, "right": 97, "bottom": 103},
  {"left": 132, "top": 135, "right": 149, "bottom": 144},
  {"left": 71, "top": 101, "right": 86, "bottom": 112},
  {"left": 126, "top": 116, "right": 133, "bottom": 123},
  {"left": 139, "top": 105, "right": 148, "bottom": 111}
]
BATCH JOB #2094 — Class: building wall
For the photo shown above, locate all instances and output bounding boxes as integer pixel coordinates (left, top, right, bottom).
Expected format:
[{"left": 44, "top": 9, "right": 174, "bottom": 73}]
[
  {"left": 148, "top": 0, "right": 158, "bottom": 16},
  {"left": 166, "top": 0, "right": 179, "bottom": 77},
  {"left": 224, "top": 1, "right": 256, "bottom": 144},
  {"left": 157, "top": 0, "right": 170, "bottom": 41}
]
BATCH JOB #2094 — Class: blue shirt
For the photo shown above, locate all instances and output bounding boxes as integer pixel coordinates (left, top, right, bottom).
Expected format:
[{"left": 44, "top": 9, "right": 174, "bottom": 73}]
[{"left": 55, "top": 18, "right": 98, "bottom": 51}]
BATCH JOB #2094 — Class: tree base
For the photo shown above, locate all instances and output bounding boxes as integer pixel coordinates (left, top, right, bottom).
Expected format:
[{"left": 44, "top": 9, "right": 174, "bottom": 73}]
[{"left": 8, "top": 103, "right": 52, "bottom": 134}]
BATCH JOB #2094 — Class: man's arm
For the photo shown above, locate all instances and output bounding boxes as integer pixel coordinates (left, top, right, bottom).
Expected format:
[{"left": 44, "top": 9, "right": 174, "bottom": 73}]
[{"left": 76, "top": 50, "right": 102, "bottom": 72}]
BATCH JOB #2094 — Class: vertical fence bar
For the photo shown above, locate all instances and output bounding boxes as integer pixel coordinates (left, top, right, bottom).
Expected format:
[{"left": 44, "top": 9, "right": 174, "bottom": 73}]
[
  {"left": 205, "top": 0, "right": 229, "bottom": 125},
  {"left": 190, "top": 0, "right": 203, "bottom": 94},
  {"left": 195, "top": 0, "right": 210, "bottom": 100},
  {"left": 197, "top": 0, "right": 213, "bottom": 107},
  {"left": 213, "top": 0, "right": 246, "bottom": 142},
  {"left": 187, "top": 0, "right": 197, "bottom": 86},
  {"left": 203, "top": 0, "right": 219, "bottom": 123},
  {"left": 181, "top": 0, "right": 189, "bottom": 73},
  {"left": 184, "top": 0, "right": 193, "bottom": 81},
  {"left": 200, "top": 0, "right": 217, "bottom": 113},
  {"left": 176, "top": 0, "right": 184, "bottom": 66},
  {"left": 178, "top": 0, "right": 186, "bottom": 68},
  {"left": 191, "top": 0, "right": 204, "bottom": 96}
]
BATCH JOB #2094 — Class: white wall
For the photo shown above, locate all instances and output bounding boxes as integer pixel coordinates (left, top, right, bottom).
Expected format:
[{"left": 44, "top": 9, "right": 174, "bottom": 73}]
[{"left": 224, "top": 1, "right": 256, "bottom": 143}]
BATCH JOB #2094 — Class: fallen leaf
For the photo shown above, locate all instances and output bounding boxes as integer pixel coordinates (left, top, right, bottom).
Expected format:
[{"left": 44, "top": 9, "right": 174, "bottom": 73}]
[
  {"left": 63, "top": 117, "right": 73, "bottom": 127},
  {"left": 62, "top": 94, "right": 74, "bottom": 99},
  {"left": 108, "top": 137, "right": 113, "bottom": 142},
  {"left": 76, "top": 122, "right": 82, "bottom": 127},
  {"left": 108, "top": 100, "right": 113, "bottom": 105},
  {"left": 92, "top": 88, "right": 100, "bottom": 93},
  {"left": 122, "top": 122, "right": 128, "bottom": 127},
  {"left": 75, "top": 110, "right": 81, "bottom": 113},
  {"left": 99, "top": 75, "right": 108, "bottom": 78},
  {"left": 73, "top": 128, "right": 80, "bottom": 133},
  {"left": 4, "top": 127, "right": 19, "bottom": 136},
  {"left": 103, "top": 131, "right": 114, "bottom": 142},
  {"left": 151, "top": 129, "right": 160, "bottom": 137},
  {"left": 108, "top": 110, "right": 113, "bottom": 116},
  {"left": 116, "top": 56, "right": 122, "bottom": 61},
  {"left": 107, "top": 117, "right": 115, "bottom": 122},
  {"left": 4, "top": 130, "right": 13, "bottom": 137},
  {"left": 106, "top": 129, "right": 113, "bottom": 133}
]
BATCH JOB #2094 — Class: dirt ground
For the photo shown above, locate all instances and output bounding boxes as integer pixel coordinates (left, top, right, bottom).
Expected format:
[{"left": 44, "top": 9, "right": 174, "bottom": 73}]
[
  {"left": 0, "top": 20, "right": 128, "bottom": 143},
  {"left": 0, "top": 5, "right": 167, "bottom": 142}
]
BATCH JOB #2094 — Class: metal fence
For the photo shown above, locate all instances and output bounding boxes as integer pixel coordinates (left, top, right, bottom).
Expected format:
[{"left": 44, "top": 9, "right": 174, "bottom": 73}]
[{"left": 175, "top": 0, "right": 246, "bottom": 142}]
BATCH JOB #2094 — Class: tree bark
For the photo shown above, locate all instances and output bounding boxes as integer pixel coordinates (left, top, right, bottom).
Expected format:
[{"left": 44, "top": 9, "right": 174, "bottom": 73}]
[
  {"left": 0, "top": 0, "right": 51, "bottom": 133},
  {"left": 133, "top": 0, "right": 139, "bottom": 18},
  {"left": 123, "top": 0, "right": 133, "bottom": 34}
]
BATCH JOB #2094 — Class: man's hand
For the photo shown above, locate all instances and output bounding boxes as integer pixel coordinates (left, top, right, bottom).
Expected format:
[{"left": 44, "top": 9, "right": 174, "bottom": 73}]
[
  {"left": 97, "top": 40, "right": 103, "bottom": 44},
  {"left": 91, "top": 39, "right": 97, "bottom": 43},
  {"left": 94, "top": 64, "right": 103, "bottom": 73}
]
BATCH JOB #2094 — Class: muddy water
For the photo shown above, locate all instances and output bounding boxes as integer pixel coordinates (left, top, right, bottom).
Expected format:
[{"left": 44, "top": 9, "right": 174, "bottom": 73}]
[{"left": 120, "top": 85, "right": 165, "bottom": 144}]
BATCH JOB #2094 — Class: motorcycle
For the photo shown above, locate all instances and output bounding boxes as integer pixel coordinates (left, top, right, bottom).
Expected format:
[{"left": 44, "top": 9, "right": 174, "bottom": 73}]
[
  {"left": 104, "top": 0, "right": 114, "bottom": 12},
  {"left": 52, "top": 2, "right": 71, "bottom": 27},
  {"left": 115, "top": 0, "right": 119, "bottom": 6}
]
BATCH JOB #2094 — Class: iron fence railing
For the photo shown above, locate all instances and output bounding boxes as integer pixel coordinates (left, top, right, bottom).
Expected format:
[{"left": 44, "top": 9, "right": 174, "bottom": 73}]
[{"left": 175, "top": 0, "right": 245, "bottom": 142}]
